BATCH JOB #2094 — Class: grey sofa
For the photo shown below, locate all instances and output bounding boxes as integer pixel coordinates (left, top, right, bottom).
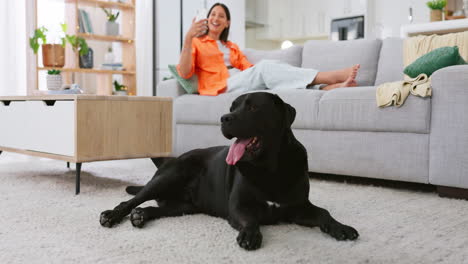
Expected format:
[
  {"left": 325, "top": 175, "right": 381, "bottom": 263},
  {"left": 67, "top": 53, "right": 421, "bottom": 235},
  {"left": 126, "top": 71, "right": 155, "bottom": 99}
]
[{"left": 157, "top": 38, "right": 468, "bottom": 197}]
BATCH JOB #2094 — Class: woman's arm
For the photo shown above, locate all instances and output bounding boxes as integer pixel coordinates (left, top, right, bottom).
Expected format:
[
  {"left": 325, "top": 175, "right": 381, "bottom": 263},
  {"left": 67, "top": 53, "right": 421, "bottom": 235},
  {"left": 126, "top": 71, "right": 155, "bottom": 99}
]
[
  {"left": 229, "top": 42, "right": 253, "bottom": 71},
  {"left": 178, "top": 18, "right": 208, "bottom": 78}
]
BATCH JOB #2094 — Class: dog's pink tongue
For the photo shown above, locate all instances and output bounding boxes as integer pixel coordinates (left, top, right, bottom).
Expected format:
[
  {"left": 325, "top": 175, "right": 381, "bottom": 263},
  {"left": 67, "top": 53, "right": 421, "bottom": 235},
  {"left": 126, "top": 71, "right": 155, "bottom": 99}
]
[{"left": 226, "top": 138, "right": 250, "bottom": 165}]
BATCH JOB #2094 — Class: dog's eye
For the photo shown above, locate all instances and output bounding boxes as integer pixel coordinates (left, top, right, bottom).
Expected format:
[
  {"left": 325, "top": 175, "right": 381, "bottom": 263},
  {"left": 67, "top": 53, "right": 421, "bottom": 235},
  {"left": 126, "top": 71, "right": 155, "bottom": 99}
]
[{"left": 248, "top": 105, "right": 258, "bottom": 112}]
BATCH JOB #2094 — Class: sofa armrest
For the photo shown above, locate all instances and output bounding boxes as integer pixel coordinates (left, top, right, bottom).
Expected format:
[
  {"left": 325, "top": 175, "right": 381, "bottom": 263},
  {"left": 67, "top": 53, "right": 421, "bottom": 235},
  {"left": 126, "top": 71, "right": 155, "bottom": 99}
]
[
  {"left": 156, "top": 79, "right": 187, "bottom": 98},
  {"left": 429, "top": 65, "right": 468, "bottom": 188}
]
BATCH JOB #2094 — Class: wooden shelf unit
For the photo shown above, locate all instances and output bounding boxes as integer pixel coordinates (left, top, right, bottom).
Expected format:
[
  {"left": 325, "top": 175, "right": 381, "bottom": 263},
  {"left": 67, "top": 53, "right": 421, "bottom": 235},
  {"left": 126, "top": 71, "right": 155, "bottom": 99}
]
[
  {"left": 73, "top": 0, "right": 135, "bottom": 10},
  {"left": 38, "top": 67, "right": 136, "bottom": 75},
  {"left": 33, "top": 0, "right": 137, "bottom": 96},
  {"left": 77, "top": 32, "right": 134, "bottom": 43}
]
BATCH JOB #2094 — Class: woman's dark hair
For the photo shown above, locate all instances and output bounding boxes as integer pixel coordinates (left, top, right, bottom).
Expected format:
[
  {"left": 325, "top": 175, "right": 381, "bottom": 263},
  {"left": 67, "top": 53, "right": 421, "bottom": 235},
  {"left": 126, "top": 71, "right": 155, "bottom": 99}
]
[{"left": 206, "top": 3, "right": 231, "bottom": 42}]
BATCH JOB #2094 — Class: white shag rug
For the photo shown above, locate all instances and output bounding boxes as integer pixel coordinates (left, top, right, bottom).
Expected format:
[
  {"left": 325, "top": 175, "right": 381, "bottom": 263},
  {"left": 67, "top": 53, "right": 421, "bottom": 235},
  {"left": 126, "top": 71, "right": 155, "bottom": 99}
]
[{"left": 0, "top": 152, "right": 467, "bottom": 264}]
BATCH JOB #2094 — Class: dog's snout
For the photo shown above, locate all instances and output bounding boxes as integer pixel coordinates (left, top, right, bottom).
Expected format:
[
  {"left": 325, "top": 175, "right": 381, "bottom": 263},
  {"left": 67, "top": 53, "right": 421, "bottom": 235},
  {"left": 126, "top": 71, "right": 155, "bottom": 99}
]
[{"left": 221, "top": 114, "right": 234, "bottom": 124}]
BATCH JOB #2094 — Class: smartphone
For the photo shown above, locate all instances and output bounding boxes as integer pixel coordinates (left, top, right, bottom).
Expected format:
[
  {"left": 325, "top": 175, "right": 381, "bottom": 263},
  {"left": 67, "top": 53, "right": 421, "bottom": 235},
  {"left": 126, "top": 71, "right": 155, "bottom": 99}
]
[
  {"left": 195, "top": 8, "right": 208, "bottom": 22},
  {"left": 195, "top": 8, "right": 208, "bottom": 35}
]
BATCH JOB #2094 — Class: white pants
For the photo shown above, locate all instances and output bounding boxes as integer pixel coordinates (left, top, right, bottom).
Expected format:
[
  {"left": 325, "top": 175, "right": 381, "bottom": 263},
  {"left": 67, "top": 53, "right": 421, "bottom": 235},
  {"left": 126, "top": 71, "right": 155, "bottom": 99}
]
[{"left": 226, "top": 60, "right": 319, "bottom": 93}]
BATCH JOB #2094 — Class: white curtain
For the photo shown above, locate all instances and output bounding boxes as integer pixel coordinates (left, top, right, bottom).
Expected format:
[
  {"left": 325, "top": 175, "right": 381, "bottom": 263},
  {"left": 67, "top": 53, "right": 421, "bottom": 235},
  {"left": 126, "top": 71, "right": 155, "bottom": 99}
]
[
  {"left": 0, "top": 0, "right": 27, "bottom": 95},
  {"left": 136, "top": 0, "right": 154, "bottom": 96}
]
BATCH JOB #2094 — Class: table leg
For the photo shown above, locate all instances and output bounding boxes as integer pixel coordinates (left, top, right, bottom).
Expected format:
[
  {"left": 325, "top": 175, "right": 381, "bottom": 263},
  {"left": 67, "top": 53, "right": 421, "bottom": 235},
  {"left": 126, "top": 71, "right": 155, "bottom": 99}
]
[{"left": 76, "top": 163, "right": 82, "bottom": 195}]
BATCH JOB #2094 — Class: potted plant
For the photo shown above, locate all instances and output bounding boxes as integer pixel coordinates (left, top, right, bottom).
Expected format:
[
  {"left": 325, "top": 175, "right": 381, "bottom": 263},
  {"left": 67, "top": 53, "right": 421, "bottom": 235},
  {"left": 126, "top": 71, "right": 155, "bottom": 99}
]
[
  {"left": 102, "top": 8, "right": 120, "bottom": 36},
  {"left": 63, "top": 24, "right": 92, "bottom": 69},
  {"left": 427, "top": 0, "right": 447, "bottom": 21},
  {"left": 46, "top": 69, "right": 63, "bottom": 90},
  {"left": 113, "top": 80, "right": 128, "bottom": 95},
  {"left": 29, "top": 26, "right": 65, "bottom": 67}
]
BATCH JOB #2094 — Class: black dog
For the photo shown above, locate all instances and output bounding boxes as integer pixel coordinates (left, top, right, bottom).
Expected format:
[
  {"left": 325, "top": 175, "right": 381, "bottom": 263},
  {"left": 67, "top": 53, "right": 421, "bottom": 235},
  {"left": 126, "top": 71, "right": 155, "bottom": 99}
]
[{"left": 100, "top": 92, "right": 358, "bottom": 250}]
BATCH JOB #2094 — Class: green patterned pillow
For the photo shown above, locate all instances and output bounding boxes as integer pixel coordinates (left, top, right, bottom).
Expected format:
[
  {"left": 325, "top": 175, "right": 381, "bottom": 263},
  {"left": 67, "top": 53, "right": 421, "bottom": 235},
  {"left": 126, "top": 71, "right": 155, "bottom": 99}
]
[
  {"left": 404, "top": 46, "right": 467, "bottom": 78},
  {"left": 168, "top": 64, "right": 198, "bottom": 94}
]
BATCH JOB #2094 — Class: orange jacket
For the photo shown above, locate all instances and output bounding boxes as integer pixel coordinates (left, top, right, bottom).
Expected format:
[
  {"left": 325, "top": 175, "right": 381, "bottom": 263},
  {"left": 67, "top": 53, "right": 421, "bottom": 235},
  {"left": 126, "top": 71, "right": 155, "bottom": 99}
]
[{"left": 177, "top": 35, "right": 253, "bottom": 96}]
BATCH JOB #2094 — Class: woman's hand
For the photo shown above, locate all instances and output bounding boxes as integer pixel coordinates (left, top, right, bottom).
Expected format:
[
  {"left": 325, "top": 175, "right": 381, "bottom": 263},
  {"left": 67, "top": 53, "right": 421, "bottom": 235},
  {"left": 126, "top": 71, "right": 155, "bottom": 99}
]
[
  {"left": 185, "top": 18, "right": 208, "bottom": 40},
  {"left": 179, "top": 18, "right": 206, "bottom": 78}
]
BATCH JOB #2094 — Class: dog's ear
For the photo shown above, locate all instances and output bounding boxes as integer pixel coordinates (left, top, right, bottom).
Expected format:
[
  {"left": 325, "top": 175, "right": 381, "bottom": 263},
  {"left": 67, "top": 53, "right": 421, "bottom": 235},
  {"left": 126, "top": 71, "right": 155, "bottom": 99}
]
[
  {"left": 283, "top": 102, "right": 296, "bottom": 127},
  {"left": 272, "top": 94, "right": 296, "bottom": 127}
]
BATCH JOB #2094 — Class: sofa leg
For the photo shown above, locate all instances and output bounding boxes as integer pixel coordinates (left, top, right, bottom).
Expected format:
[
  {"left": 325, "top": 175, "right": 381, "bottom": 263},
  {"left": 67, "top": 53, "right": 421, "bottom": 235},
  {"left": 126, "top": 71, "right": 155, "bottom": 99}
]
[{"left": 437, "top": 186, "right": 468, "bottom": 200}]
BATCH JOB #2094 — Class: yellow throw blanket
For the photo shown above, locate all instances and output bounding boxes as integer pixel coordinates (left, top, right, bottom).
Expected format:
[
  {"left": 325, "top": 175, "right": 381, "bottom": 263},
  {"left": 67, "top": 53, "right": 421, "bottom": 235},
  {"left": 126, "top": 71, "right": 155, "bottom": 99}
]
[
  {"left": 404, "top": 31, "right": 468, "bottom": 67},
  {"left": 376, "top": 74, "right": 432, "bottom": 107}
]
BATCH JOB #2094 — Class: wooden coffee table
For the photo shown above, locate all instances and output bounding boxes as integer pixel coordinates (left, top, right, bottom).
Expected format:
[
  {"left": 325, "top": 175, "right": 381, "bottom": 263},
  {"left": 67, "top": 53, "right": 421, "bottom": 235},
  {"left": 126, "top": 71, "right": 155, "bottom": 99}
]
[{"left": 0, "top": 95, "right": 172, "bottom": 194}]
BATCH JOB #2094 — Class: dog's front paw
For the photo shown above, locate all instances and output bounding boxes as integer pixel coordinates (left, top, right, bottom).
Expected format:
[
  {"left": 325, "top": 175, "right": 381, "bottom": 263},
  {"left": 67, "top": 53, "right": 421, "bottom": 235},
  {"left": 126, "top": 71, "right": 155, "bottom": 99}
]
[
  {"left": 236, "top": 227, "right": 262, "bottom": 250},
  {"left": 130, "top": 208, "right": 147, "bottom": 228},
  {"left": 100, "top": 210, "right": 124, "bottom": 228},
  {"left": 320, "top": 222, "right": 359, "bottom": 241}
]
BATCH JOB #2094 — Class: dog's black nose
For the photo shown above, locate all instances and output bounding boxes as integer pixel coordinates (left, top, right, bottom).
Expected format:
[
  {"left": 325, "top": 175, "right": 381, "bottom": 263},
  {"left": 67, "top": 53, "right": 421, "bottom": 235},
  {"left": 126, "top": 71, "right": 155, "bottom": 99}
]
[{"left": 221, "top": 114, "right": 234, "bottom": 124}]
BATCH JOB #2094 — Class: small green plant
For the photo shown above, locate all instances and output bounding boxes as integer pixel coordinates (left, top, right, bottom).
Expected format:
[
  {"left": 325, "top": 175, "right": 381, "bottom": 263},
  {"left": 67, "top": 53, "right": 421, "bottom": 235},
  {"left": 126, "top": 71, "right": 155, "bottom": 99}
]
[
  {"left": 113, "top": 80, "right": 127, "bottom": 91},
  {"left": 29, "top": 26, "right": 48, "bottom": 54},
  {"left": 102, "top": 8, "right": 120, "bottom": 22},
  {"left": 426, "top": 0, "right": 447, "bottom": 10},
  {"left": 61, "top": 23, "right": 89, "bottom": 56},
  {"left": 30, "top": 24, "right": 68, "bottom": 54},
  {"left": 47, "top": 69, "right": 61, "bottom": 75}
]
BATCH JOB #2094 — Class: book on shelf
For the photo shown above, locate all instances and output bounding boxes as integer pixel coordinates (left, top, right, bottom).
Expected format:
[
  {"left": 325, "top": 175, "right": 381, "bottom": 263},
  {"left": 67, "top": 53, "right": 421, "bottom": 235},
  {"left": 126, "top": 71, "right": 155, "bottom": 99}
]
[
  {"left": 78, "top": 10, "right": 86, "bottom": 33},
  {"left": 44, "top": 87, "right": 83, "bottom": 95},
  {"left": 78, "top": 9, "right": 93, "bottom": 34},
  {"left": 101, "top": 63, "right": 125, "bottom": 71},
  {"left": 83, "top": 10, "right": 93, "bottom": 33}
]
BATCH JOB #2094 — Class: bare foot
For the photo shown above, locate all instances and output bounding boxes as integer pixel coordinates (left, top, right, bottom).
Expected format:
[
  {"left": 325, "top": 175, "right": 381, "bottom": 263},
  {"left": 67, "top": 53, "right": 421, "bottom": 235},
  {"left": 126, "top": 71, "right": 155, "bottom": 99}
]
[
  {"left": 341, "top": 64, "right": 360, "bottom": 82},
  {"left": 321, "top": 67, "right": 358, "bottom": 90},
  {"left": 321, "top": 81, "right": 356, "bottom": 90},
  {"left": 341, "top": 73, "right": 358, "bottom": 87},
  {"left": 312, "top": 64, "right": 360, "bottom": 89}
]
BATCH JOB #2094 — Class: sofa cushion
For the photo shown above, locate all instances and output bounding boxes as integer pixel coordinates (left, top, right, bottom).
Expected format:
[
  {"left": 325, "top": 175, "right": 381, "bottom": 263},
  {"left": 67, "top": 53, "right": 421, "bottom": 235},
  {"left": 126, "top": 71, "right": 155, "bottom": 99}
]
[
  {"left": 168, "top": 64, "right": 198, "bottom": 94},
  {"left": 175, "top": 92, "right": 238, "bottom": 126},
  {"left": 317, "top": 86, "right": 431, "bottom": 133},
  {"left": 176, "top": 86, "right": 430, "bottom": 134},
  {"left": 374, "top": 38, "right": 404, "bottom": 86},
  {"left": 243, "top": 45, "right": 303, "bottom": 67},
  {"left": 175, "top": 90, "right": 325, "bottom": 130},
  {"left": 302, "top": 39, "right": 382, "bottom": 86},
  {"left": 403, "top": 46, "right": 467, "bottom": 78}
]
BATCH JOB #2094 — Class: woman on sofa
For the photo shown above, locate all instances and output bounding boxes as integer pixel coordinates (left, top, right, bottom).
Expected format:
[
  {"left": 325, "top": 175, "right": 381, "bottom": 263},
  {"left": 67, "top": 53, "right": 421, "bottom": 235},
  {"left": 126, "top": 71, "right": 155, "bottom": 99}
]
[{"left": 177, "top": 3, "right": 360, "bottom": 96}]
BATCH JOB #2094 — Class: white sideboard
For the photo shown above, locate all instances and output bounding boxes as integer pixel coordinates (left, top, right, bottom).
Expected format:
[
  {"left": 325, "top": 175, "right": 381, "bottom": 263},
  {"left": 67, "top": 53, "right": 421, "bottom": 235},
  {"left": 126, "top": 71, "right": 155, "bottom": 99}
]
[
  {"left": 0, "top": 100, "right": 75, "bottom": 156},
  {"left": 0, "top": 95, "right": 173, "bottom": 194}
]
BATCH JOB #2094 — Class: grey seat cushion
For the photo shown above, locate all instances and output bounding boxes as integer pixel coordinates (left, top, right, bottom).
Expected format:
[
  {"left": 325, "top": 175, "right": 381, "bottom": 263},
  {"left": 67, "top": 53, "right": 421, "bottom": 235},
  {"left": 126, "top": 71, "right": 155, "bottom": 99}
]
[
  {"left": 243, "top": 45, "right": 303, "bottom": 67},
  {"left": 175, "top": 92, "right": 239, "bottom": 126},
  {"left": 302, "top": 39, "right": 382, "bottom": 86},
  {"left": 317, "top": 86, "right": 431, "bottom": 133},
  {"left": 175, "top": 86, "right": 430, "bottom": 134},
  {"left": 271, "top": 90, "right": 325, "bottom": 129},
  {"left": 374, "top": 38, "right": 404, "bottom": 86},
  {"left": 175, "top": 90, "right": 325, "bottom": 130}
]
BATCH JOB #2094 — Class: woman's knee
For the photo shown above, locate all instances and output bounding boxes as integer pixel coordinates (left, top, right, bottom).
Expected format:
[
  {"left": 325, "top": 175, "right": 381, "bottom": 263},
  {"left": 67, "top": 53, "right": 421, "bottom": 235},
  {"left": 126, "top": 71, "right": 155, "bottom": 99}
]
[{"left": 255, "top": 60, "right": 278, "bottom": 74}]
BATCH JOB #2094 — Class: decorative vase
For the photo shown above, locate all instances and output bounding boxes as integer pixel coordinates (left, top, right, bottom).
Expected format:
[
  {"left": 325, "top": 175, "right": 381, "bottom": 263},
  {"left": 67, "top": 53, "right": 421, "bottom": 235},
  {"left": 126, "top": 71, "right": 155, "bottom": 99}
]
[
  {"left": 114, "top": 90, "right": 128, "bottom": 96},
  {"left": 42, "top": 44, "right": 65, "bottom": 67},
  {"left": 46, "top": 74, "right": 63, "bottom": 90},
  {"left": 79, "top": 47, "right": 94, "bottom": 69},
  {"left": 104, "top": 47, "right": 115, "bottom": 64},
  {"left": 106, "top": 21, "right": 119, "bottom": 36},
  {"left": 430, "top": 9, "right": 443, "bottom": 21}
]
